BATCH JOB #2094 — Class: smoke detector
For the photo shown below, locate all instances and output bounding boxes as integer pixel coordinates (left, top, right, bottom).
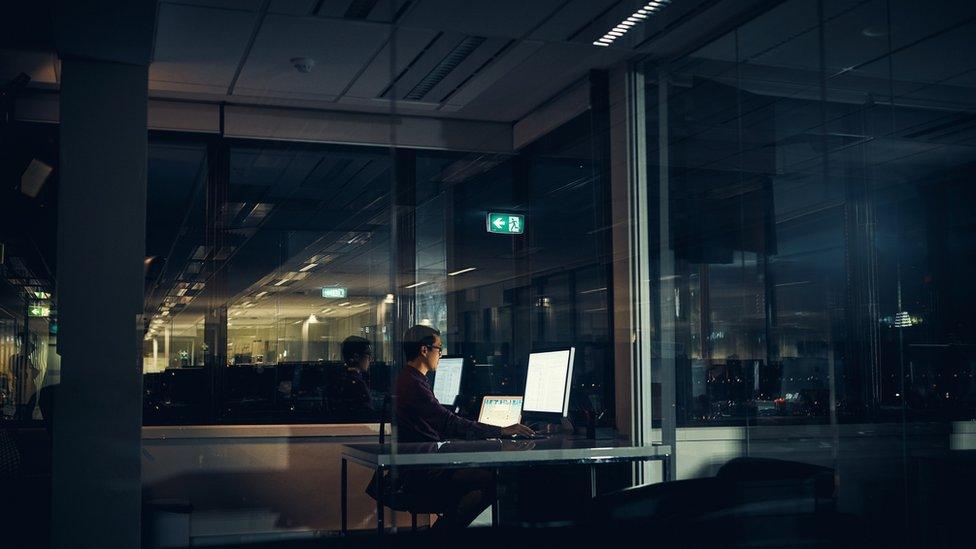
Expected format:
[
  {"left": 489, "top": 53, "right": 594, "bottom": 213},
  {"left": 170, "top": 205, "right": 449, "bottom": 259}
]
[{"left": 290, "top": 57, "right": 315, "bottom": 74}]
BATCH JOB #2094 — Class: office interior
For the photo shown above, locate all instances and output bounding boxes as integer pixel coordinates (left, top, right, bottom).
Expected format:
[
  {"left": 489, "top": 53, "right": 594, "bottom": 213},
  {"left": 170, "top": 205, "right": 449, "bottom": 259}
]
[{"left": 1, "top": 0, "right": 975, "bottom": 547}]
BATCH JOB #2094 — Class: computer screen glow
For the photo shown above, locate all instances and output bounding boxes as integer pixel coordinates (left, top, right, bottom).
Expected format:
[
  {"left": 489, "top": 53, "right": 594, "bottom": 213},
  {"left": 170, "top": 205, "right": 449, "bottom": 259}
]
[
  {"left": 478, "top": 396, "right": 523, "bottom": 427},
  {"left": 432, "top": 358, "right": 464, "bottom": 405},
  {"left": 522, "top": 348, "right": 575, "bottom": 415}
]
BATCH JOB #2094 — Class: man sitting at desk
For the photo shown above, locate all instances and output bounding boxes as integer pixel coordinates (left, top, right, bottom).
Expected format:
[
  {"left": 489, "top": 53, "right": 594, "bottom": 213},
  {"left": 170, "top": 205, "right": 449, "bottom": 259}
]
[{"left": 393, "top": 325, "right": 533, "bottom": 528}]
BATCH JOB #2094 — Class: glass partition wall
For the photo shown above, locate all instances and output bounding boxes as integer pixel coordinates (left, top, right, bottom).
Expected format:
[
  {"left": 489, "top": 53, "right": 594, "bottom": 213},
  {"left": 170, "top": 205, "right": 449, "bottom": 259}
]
[
  {"left": 142, "top": 116, "right": 614, "bottom": 428},
  {"left": 641, "top": 0, "right": 976, "bottom": 544}
]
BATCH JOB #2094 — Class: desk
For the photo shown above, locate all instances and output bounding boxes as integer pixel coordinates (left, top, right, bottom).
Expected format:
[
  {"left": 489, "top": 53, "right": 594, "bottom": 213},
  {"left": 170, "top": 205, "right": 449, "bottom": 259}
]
[{"left": 340, "top": 437, "right": 672, "bottom": 534}]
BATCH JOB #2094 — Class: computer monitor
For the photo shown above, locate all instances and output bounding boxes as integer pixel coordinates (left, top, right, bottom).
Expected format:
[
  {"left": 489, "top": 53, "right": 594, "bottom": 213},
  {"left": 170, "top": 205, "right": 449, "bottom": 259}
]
[
  {"left": 522, "top": 348, "right": 575, "bottom": 417},
  {"left": 478, "top": 396, "right": 523, "bottom": 427},
  {"left": 432, "top": 357, "right": 465, "bottom": 406}
]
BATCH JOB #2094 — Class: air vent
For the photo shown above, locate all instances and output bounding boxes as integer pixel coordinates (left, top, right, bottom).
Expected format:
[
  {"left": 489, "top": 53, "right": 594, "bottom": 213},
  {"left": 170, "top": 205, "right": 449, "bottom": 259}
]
[
  {"left": 403, "top": 36, "right": 486, "bottom": 101},
  {"left": 343, "top": 0, "right": 379, "bottom": 19}
]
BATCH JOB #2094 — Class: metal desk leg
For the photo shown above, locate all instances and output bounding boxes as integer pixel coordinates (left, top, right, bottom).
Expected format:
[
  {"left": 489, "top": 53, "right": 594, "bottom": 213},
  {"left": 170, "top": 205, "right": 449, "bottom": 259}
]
[
  {"left": 590, "top": 465, "right": 597, "bottom": 498},
  {"left": 491, "top": 468, "right": 499, "bottom": 527},
  {"left": 376, "top": 466, "right": 385, "bottom": 535},
  {"left": 341, "top": 458, "right": 348, "bottom": 535}
]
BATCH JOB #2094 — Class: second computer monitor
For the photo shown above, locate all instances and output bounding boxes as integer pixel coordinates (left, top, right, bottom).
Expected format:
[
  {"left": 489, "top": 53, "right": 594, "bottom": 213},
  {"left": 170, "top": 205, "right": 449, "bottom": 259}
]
[
  {"left": 432, "top": 357, "right": 465, "bottom": 406},
  {"left": 522, "top": 348, "right": 575, "bottom": 417}
]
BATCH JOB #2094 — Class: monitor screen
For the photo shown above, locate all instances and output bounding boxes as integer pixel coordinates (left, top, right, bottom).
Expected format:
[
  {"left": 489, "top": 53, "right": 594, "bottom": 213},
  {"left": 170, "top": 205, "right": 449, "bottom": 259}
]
[
  {"left": 478, "top": 396, "right": 523, "bottom": 427},
  {"left": 432, "top": 357, "right": 465, "bottom": 406},
  {"left": 522, "top": 348, "right": 575, "bottom": 416}
]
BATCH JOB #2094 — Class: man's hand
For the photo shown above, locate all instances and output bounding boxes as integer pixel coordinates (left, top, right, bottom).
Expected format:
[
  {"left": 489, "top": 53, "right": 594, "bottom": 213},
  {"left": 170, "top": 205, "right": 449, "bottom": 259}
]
[{"left": 500, "top": 424, "right": 535, "bottom": 437}]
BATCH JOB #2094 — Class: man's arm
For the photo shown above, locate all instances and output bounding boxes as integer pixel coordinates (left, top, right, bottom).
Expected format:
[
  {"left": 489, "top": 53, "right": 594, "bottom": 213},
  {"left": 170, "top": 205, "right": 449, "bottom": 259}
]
[{"left": 411, "top": 382, "right": 502, "bottom": 439}]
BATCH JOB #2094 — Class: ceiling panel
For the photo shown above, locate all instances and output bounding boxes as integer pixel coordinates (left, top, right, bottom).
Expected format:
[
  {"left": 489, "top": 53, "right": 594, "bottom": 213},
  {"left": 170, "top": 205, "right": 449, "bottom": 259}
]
[
  {"left": 342, "top": 26, "right": 440, "bottom": 99},
  {"left": 151, "top": 3, "right": 257, "bottom": 93},
  {"left": 455, "top": 42, "right": 627, "bottom": 120},
  {"left": 268, "top": 0, "right": 317, "bottom": 16},
  {"left": 399, "top": 0, "right": 565, "bottom": 39},
  {"left": 527, "top": 0, "right": 619, "bottom": 42},
  {"left": 314, "top": 0, "right": 411, "bottom": 22},
  {"left": 234, "top": 15, "right": 389, "bottom": 99},
  {"left": 423, "top": 36, "right": 512, "bottom": 104},
  {"left": 160, "top": 0, "right": 262, "bottom": 11},
  {"left": 440, "top": 40, "right": 545, "bottom": 109}
]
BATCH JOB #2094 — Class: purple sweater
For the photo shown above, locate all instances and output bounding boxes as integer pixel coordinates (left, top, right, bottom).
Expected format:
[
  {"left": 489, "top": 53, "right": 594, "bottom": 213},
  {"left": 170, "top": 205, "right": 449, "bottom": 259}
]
[{"left": 394, "top": 366, "right": 502, "bottom": 442}]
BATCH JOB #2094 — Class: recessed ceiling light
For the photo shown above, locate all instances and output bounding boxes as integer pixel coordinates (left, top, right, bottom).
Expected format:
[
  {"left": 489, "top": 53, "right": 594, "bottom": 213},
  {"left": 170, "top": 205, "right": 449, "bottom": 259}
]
[
  {"left": 405, "top": 281, "right": 429, "bottom": 289},
  {"left": 255, "top": 291, "right": 268, "bottom": 298},
  {"left": 448, "top": 267, "right": 477, "bottom": 276},
  {"left": 299, "top": 263, "right": 318, "bottom": 272}
]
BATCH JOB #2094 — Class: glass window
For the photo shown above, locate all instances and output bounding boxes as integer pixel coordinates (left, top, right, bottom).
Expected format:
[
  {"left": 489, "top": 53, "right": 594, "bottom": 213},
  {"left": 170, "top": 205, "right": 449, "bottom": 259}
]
[{"left": 645, "top": 0, "right": 976, "bottom": 429}]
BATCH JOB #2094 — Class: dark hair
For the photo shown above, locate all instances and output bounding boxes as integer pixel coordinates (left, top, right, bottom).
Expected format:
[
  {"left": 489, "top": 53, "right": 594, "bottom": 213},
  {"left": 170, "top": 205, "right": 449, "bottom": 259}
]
[
  {"left": 341, "top": 336, "right": 372, "bottom": 364},
  {"left": 401, "top": 325, "right": 440, "bottom": 362}
]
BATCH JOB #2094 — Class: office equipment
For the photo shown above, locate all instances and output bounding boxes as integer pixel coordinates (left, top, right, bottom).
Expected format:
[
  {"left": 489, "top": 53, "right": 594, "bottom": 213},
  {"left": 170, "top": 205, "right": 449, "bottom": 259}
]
[
  {"left": 341, "top": 438, "right": 672, "bottom": 535},
  {"left": 523, "top": 348, "right": 575, "bottom": 417},
  {"left": 478, "top": 396, "right": 523, "bottom": 427},
  {"left": 432, "top": 357, "right": 464, "bottom": 406}
]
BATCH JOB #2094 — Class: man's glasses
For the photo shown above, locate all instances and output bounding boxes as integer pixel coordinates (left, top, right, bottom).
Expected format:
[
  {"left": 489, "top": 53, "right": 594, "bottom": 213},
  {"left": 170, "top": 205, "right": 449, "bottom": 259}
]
[{"left": 428, "top": 345, "right": 444, "bottom": 356}]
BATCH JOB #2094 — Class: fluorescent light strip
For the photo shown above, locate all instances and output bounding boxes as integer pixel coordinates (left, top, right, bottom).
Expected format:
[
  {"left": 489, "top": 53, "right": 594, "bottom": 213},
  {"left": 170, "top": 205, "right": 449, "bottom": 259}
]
[
  {"left": 299, "top": 263, "right": 318, "bottom": 272},
  {"left": 594, "top": 0, "right": 669, "bottom": 48},
  {"left": 255, "top": 291, "right": 268, "bottom": 298},
  {"left": 405, "top": 281, "right": 429, "bottom": 289},
  {"left": 448, "top": 267, "right": 477, "bottom": 276}
]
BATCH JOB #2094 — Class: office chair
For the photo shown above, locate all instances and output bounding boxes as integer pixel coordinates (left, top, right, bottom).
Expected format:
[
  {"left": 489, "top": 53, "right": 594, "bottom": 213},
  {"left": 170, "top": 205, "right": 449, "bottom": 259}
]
[{"left": 370, "top": 395, "right": 442, "bottom": 531}]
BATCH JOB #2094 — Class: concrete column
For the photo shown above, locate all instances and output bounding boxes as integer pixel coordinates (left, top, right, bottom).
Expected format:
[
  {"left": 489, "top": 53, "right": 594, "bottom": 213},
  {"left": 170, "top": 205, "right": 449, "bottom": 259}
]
[{"left": 53, "top": 57, "right": 148, "bottom": 549}]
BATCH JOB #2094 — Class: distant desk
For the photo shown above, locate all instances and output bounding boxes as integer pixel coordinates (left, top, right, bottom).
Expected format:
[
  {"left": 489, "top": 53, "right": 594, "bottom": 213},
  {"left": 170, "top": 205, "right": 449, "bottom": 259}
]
[{"left": 340, "top": 438, "right": 672, "bottom": 534}]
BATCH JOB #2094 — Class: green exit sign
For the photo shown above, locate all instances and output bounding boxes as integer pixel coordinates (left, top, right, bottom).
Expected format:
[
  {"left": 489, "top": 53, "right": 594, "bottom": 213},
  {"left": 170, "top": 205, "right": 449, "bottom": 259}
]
[
  {"left": 29, "top": 305, "right": 50, "bottom": 318},
  {"left": 321, "top": 287, "right": 348, "bottom": 299},
  {"left": 486, "top": 212, "right": 524, "bottom": 235}
]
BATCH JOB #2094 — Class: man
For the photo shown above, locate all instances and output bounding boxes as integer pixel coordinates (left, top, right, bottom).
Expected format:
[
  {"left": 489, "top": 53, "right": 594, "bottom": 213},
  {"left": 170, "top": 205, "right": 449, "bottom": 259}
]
[
  {"left": 392, "top": 325, "right": 533, "bottom": 529},
  {"left": 330, "top": 336, "right": 374, "bottom": 419},
  {"left": 10, "top": 343, "right": 38, "bottom": 421}
]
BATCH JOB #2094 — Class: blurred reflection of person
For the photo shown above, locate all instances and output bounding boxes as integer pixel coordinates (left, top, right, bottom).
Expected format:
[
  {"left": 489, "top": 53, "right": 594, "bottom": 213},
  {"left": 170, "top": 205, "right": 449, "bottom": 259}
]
[
  {"left": 10, "top": 342, "right": 39, "bottom": 421},
  {"left": 329, "top": 336, "right": 374, "bottom": 418}
]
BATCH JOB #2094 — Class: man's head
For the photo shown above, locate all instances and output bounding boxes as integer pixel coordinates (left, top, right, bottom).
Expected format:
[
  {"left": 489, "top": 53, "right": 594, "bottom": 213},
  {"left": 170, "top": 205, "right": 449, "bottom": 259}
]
[
  {"left": 402, "top": 325, "right": 442, "bottom": 373},
  {"left": 341, "top": 336, "right": 373, "bottom": 372}
]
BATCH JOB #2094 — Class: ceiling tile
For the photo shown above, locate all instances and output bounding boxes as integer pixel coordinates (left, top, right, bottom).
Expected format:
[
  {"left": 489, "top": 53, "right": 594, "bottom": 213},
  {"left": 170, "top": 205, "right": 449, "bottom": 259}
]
[
  {"left": 458, "top": 42, "right": 628, "bottom": 121},
  {"left": 399, "top": 0, "right": 565, "bottom": 39},
  {"left": 235, "top": 15, "right": 389, "bottom": 98},
  {"left": 160, "top": 0, "right": 262, "bottom": 11},
  {"left": 268, "top": 0, "right": 317, "bottom": 15},
  {"left": 527, "top": 0, "right": 619, "bottom": 42},
  {"left": 152, "top": 3, "right": 258, "bottom": 91},
  {"left": 342, "top": 26, "right": 440, "bottom": 99}
]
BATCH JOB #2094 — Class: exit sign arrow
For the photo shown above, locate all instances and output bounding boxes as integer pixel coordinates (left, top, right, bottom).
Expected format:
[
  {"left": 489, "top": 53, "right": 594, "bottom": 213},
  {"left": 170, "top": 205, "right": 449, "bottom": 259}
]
[{"left": 486, "top": 212, "right": 524, "bottom": 235}]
